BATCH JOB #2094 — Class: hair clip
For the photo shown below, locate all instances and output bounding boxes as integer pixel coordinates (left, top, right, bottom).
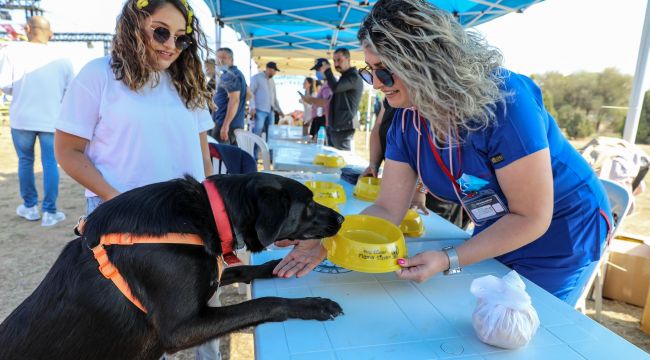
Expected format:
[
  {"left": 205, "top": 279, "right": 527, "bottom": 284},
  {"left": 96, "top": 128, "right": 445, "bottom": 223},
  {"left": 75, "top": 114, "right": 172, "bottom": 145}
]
[{"left": 136, "top": 0, "right": 149, "bottom": 9}]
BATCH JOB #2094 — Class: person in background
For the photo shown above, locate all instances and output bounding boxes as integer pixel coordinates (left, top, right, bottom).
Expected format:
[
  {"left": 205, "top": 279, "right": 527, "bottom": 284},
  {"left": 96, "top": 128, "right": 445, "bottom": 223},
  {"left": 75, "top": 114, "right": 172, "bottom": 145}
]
[
  {"left": 0, "top": 15, "right": 73, "bottom": 226},
  {"left": 273, "top": 0, "right": 612, "bottom": 305},
  {"left": 302, "top": 59, "right": 332, "bottom": 140},
  {"left": 249, "top": 61, "right": 283, "bottom": 140},
  {"left": 212, "top": 47, "right": 248, "bottom": 144},
  {"left": 316, "top": 48, "right": 363, "bottom": 150},
  {"left": 299, "top": 77, "right": 316, "bottom": 136},
  {"left": 205, "top": 58, "right": 216, "bottom": 93}
]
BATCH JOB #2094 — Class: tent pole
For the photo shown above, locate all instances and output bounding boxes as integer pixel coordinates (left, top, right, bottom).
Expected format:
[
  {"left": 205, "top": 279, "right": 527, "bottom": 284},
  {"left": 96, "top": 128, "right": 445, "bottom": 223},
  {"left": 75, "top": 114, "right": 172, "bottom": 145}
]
[{"left": 624, "top": 0, "right": 650, "bottom": 143}]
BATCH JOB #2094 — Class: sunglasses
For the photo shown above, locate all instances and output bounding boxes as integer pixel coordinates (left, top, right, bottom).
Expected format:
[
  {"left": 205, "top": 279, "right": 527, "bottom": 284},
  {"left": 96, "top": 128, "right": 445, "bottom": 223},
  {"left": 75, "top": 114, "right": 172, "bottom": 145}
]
[
  {"left": 359, "top": 66, "right": 394, "bottom": 87},
  {"left": 150, "top": 26, "right": 192, "bottom": 51}
]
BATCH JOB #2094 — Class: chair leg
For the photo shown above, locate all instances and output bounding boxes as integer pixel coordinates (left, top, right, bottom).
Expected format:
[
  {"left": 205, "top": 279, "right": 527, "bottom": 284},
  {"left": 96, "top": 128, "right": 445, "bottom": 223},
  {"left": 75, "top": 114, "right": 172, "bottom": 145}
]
[{"left": 594, "top": 262, "right": 605, "bottom": 322}]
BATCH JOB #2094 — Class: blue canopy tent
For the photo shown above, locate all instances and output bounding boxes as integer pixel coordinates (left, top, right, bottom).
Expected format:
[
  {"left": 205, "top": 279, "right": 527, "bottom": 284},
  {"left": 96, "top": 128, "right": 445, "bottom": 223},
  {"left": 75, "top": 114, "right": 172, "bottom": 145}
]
[{"left": 202, "top": 0, "right": 545, "bottom": 74}]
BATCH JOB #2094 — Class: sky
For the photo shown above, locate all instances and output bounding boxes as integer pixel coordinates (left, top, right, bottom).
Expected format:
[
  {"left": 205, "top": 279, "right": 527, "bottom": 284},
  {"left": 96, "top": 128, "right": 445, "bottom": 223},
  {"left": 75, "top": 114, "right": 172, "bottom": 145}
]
[{"left": 9, "top": 0, "right": 650, "bottom": 112}]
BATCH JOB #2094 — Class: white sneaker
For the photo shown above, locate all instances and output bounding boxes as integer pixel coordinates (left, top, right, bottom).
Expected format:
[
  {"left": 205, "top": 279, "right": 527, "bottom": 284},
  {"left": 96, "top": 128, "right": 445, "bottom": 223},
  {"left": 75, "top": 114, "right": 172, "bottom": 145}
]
[
  {"left": 16, "top": 204, "right": 40, "bottom": 221},
  {"left": 41, "top": 211, "right": 66, "bottom": 227}
]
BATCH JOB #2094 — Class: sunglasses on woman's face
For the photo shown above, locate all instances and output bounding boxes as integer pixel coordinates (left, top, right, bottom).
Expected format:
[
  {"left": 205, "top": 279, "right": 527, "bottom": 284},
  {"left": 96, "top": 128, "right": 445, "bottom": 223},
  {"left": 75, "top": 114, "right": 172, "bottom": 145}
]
[
  {"left": 359, "top": 66, "right": 394, "bottom": 87},
  {"left": 150, "top": 26, "right": 192, "bottom": 51}
]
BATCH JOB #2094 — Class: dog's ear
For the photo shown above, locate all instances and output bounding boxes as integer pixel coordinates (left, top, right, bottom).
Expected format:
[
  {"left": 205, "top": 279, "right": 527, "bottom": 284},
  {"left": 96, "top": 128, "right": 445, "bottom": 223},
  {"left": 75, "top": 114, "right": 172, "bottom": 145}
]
[{"left": 254, "top": 187, "right": 289, "bottom": 247}]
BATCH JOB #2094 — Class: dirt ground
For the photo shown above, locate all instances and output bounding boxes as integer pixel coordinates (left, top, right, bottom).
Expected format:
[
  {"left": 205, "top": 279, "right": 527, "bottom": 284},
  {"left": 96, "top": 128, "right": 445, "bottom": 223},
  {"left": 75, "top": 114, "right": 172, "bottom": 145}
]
[{"left": 0, "top": 124, "right": 648, "bottom": 359}]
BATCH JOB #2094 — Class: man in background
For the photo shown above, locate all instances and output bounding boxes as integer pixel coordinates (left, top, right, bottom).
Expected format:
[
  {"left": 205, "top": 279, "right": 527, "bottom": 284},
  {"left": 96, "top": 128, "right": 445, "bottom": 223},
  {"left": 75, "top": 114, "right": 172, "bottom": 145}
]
[
  {"left": 212, "top": 48, "right": 248, "bottom": 145},
  {"left": 0, "top": 16, "right": 73, "bottom": 226},
  {"left": 317, "top": 47, "right": 363, "bottom": 150},
  {"left": 249, "top": 61, "right": 283, "bottom": 140}
]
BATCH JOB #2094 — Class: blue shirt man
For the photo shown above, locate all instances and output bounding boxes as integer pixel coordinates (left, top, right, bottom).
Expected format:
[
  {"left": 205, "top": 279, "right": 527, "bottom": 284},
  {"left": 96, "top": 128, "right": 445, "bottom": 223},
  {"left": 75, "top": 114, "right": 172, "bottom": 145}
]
[
  {"left": 213, "top": 48, "right": 247, "bottom": 145},
  {"left": 386, "top": 70, "right": 612, "bottom": 303}
]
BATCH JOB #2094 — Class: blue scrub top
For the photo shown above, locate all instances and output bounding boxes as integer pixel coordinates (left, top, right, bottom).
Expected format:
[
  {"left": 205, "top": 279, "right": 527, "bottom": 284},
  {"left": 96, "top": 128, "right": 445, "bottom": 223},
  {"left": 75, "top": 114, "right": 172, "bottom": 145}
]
[{"left": 386, "top": 69, "right": 612, "bottom": 300}]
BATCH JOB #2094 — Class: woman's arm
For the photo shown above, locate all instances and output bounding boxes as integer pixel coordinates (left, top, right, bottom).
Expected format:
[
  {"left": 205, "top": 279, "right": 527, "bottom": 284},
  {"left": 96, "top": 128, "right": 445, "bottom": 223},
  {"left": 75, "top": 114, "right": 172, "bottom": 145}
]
[
  {"left": 200, "top": 131, "right": 212, "bottom": 177},
  {"left": 361, "top": 104, "right": 385, "bottom": 177},
  {"left": 362, "top": 159, "right": 418, "bottom": 224},
  {"left": 273, "top": 158, "right": 417, "bottom": 279},
  {"left": 54, "top": 130, "right": 120, "bottom": 201},
  {"left": 396, "top": 149, "right": 554, "bottom": 282}
]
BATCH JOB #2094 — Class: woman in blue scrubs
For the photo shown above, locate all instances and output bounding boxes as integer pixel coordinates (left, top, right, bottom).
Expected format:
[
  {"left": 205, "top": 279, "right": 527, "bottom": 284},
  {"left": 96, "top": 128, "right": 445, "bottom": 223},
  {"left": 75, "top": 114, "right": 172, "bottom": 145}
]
[
  {"left": 354, "top": 0, "right": 612, "bottom": 302},
  {"left": 274, "top": 0, "right": 611, "bottom": 303}
]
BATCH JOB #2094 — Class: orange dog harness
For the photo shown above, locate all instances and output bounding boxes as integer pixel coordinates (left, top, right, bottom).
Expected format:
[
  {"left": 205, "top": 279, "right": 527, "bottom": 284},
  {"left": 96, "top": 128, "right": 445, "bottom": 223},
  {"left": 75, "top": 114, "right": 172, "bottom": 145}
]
[{"left": 77, "top": 179, "right": 241, "bottom": 313}]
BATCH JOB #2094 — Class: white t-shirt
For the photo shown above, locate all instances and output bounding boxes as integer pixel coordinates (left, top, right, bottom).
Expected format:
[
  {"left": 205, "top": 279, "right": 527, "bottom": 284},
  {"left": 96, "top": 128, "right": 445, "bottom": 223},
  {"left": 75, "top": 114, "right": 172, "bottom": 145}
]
[
  {"left": 56, "top": 57, "right": 214, "bottom": 197},
  {"left": 0, "top": 42, "right": 74, "bottom": 132}
]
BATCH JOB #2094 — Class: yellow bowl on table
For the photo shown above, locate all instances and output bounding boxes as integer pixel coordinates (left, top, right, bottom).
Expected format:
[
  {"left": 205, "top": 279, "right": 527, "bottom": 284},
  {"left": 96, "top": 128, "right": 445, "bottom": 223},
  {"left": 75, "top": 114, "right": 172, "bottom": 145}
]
[
  {"left": 304, "top": 181, "right": 347, "bottom": 204},
  {"left": 353, "top": 177, "right": 381, "bottom": 202},
  {"left": 399, "top": 209, "right": 424, "bottom": 237},
  {"left": 322, "top": 215, "right": 407, "bottom": 273},
  {"left": 313, "top": 153, "right": 346, "bottom": 168}
]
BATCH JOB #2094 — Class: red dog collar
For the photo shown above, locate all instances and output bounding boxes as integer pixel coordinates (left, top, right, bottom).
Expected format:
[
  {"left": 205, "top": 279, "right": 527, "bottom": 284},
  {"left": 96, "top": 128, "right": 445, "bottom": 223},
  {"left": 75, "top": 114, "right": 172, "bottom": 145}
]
[{"left": 203, "top": 180, "right": 242, "bottom": 266}]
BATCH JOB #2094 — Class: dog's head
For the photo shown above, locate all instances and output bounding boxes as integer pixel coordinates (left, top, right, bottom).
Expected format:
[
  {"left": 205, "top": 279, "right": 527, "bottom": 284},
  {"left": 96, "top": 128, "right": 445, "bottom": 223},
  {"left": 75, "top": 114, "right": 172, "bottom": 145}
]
[{"left": 207, "top": 173, "right": 344, "bottom": 253}]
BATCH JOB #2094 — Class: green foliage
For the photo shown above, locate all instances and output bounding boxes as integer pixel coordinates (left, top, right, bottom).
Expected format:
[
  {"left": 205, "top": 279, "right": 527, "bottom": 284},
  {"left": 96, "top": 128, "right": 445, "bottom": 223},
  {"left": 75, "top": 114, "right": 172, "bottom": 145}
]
[{"left": 532, "top": 68, "right": 632, "bottom": 139}]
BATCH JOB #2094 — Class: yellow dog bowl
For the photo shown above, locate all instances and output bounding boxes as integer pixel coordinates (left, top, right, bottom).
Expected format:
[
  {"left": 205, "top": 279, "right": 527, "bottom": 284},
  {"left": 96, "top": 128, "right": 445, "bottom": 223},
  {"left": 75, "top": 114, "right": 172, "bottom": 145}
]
[
  {"left": 353, "top": 176, "right": 381, "bottom": 202},
  {"left": 322, "top": 215, "right": 407, "bottom": 273},
  {"left": 313, "top": 153, "right": 346, "bottom": 168},
  {"left": 304, "top": 181, "right": 347, "bottom": 204},
  {"left": 399, "top": 209, "right": 424, "bottom": 237},
  {"left": 314, "top": 197, "right": 341, "bottom": 213}
]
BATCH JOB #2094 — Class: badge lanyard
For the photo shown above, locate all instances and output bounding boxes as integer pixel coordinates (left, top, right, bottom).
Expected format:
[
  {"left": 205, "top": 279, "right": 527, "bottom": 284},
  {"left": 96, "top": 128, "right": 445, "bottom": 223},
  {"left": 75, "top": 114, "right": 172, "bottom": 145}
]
[
  {"left": 419, "top": 115, "right": 462, "bottom": 193},
  {"left": 419, "top": 115, "right": 507, "bottom": 226}
]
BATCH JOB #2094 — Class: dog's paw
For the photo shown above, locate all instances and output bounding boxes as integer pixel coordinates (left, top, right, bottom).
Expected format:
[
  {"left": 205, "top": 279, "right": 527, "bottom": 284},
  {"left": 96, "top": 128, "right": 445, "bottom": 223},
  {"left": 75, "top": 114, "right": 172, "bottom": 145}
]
[
  {"left": 260, "top": 259, "right": 282, "bottom": 277},
  {"left": 291, "top": 297, "right": 343, "bottom": 321}
]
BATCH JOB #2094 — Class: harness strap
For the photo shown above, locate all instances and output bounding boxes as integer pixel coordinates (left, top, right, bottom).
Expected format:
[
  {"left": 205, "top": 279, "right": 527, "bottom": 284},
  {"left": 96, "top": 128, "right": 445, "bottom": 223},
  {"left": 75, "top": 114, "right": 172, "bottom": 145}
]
[{"left": 90, "top": 232, "right": 220, "bottom": 314}]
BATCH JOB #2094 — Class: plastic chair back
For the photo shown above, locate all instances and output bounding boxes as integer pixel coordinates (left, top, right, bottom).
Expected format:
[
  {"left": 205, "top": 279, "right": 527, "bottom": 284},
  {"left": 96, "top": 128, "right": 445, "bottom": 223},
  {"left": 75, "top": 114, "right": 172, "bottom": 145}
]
[{"left": 234, "top": 129, "right": 271, "bottom": 170}]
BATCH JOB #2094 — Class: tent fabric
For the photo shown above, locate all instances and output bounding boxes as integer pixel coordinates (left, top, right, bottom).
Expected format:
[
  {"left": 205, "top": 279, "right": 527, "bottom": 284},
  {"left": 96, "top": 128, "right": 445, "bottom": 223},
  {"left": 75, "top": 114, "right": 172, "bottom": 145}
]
[
  {"left": 203, "top": 1, "right": 545, "bottom": 75},
  {"left": 204, "top": 0, "right": 545, "bottom": 51}
]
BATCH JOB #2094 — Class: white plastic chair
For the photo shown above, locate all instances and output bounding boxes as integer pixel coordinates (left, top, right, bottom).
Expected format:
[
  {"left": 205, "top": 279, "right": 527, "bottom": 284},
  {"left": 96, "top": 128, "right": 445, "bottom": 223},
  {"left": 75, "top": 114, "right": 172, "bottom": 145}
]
[
  {"left": 574, "top": 178, "right": 632, "bottom": 320},
  {"left": 234, "top": 129, "right": 271, "bottom": 170}
]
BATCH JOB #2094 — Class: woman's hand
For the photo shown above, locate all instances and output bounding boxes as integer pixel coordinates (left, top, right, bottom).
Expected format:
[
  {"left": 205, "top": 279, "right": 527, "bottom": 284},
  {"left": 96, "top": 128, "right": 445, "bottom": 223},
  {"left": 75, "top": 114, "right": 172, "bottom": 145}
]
[
  {"left": 272, "top": 239, "right": 327, "bottom": 278},
  {"left": 395, "top": 250, "right": 449, "bottom": 283},
  {"left": 410, "top": 190, "right": 429, "bottom": 214},
  {"left": 360, "top": 163, "right": 379, "bottom": 178}
]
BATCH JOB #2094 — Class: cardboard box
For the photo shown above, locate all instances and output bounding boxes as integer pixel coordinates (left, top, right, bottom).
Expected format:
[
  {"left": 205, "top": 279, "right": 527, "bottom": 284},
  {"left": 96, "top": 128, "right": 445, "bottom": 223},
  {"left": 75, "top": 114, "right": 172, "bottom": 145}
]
[
  {"left": 602, "top": 238, "right": 650, "bottom": 307},
  {"left": 642, "top": 289, "right": 650, "bottom": 335}
]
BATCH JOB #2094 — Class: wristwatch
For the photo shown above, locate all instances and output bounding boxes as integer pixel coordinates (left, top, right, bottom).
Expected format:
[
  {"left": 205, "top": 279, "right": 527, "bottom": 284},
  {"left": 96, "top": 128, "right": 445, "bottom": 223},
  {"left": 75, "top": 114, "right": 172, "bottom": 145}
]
[{"left": 442, "top": 246, "right": 462, "bottom": 275}]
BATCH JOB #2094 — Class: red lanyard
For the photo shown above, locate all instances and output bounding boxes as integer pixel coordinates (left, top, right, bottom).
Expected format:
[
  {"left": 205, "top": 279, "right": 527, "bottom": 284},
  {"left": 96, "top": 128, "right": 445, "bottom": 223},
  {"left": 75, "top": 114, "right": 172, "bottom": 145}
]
[{"left": 419, "top": 115, "right": 462, "bottom": 192}]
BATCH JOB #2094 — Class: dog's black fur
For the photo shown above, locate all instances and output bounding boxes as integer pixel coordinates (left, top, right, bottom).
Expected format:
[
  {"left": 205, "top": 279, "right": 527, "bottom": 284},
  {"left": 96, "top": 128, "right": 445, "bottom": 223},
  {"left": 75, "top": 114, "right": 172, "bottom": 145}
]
[{"left": 0, "top": 173, "right": 344, "bottom": 360}]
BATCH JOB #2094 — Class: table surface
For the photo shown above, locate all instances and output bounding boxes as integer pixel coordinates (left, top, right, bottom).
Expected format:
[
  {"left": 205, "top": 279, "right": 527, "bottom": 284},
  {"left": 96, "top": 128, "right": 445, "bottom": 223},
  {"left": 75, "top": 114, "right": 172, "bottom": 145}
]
[
  {"left": 252, "top": 177, "right": 649, "bottom": 360},
  {"left": 269, "top": 140, "right": 369, "bottom": 174},
  {"left": 251, "top": 240, "right": 649, "bottom": 360},
  {"left": 267, "top": 125, "right": 308, "bottom": 142}
]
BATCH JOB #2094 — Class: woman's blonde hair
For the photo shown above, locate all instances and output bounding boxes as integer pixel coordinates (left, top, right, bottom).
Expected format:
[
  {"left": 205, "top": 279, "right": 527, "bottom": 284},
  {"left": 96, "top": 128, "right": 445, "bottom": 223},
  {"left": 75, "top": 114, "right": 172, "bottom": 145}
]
[
  {"left": 112, "top": 0, "right": 214, "bottom": 111},
  {"left": 358, "top": 0, "right": 504, "bottom": 142}
]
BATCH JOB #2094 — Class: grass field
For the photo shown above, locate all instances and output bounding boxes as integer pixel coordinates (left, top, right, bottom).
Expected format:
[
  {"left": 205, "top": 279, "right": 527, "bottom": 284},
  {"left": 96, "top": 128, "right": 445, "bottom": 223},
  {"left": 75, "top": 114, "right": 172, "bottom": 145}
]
[{"left": 0, "top": 125, "right": 647, "bottom": 358}]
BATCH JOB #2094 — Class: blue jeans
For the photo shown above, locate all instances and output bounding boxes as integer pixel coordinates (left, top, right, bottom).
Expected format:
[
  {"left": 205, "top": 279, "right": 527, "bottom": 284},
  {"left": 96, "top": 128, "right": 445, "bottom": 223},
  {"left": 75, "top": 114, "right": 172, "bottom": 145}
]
[
  {"left": 86, "top": 196, "right": 103, "bottom": 215},
  {"left": 252, "top": 110, "right": 273, "bottom": 140},
  {"left": 11, "top": 129, "right": 59, "bottom": 213}
]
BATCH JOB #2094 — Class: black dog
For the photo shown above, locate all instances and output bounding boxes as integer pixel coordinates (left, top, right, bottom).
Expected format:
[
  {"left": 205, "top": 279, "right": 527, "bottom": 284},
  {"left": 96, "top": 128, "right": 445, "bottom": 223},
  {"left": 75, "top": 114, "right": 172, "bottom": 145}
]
[{"left": 0, "top": 173, "right": 344, "bottom": 360}]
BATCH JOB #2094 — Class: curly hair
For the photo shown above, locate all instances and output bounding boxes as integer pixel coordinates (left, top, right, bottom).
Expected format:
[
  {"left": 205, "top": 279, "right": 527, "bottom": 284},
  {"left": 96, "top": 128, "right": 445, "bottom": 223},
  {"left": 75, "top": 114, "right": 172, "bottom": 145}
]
[
  {"left": 111, "top": 0, "right": 213, "bottom": 111},
  {"left": 358, "top": 0, "right": 504, "bottom": 143}
]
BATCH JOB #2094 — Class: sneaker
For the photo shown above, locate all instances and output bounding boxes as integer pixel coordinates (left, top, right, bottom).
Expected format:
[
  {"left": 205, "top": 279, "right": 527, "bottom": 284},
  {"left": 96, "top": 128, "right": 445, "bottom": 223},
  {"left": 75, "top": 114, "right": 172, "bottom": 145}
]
[
  {"left": 41, "top": 211, "right": 66, "bottom": 227},
  {"left": 16, "top": 204, "right": 40, "bottom": 221}
]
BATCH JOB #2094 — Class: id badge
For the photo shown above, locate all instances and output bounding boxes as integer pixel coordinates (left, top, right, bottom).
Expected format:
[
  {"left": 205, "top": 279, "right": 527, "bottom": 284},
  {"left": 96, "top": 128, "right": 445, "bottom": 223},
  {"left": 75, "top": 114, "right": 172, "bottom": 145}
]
[{"left": 462, "top": 189, "right": 508, "bottom": 224}]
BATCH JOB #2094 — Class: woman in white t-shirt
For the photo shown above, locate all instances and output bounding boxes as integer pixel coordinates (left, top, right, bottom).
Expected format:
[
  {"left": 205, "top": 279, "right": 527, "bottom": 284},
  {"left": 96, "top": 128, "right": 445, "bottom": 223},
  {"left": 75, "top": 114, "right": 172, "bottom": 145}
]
[{"left": 55, "top": 0, "right": 214, "bottom": 214}]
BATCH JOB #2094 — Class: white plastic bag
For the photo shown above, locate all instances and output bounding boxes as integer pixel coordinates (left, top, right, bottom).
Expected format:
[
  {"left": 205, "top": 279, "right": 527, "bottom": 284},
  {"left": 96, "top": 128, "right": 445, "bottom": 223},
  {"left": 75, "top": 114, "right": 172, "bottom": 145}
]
[{"left": 469, "top": 270, "right": 540, "bottom": 349}]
